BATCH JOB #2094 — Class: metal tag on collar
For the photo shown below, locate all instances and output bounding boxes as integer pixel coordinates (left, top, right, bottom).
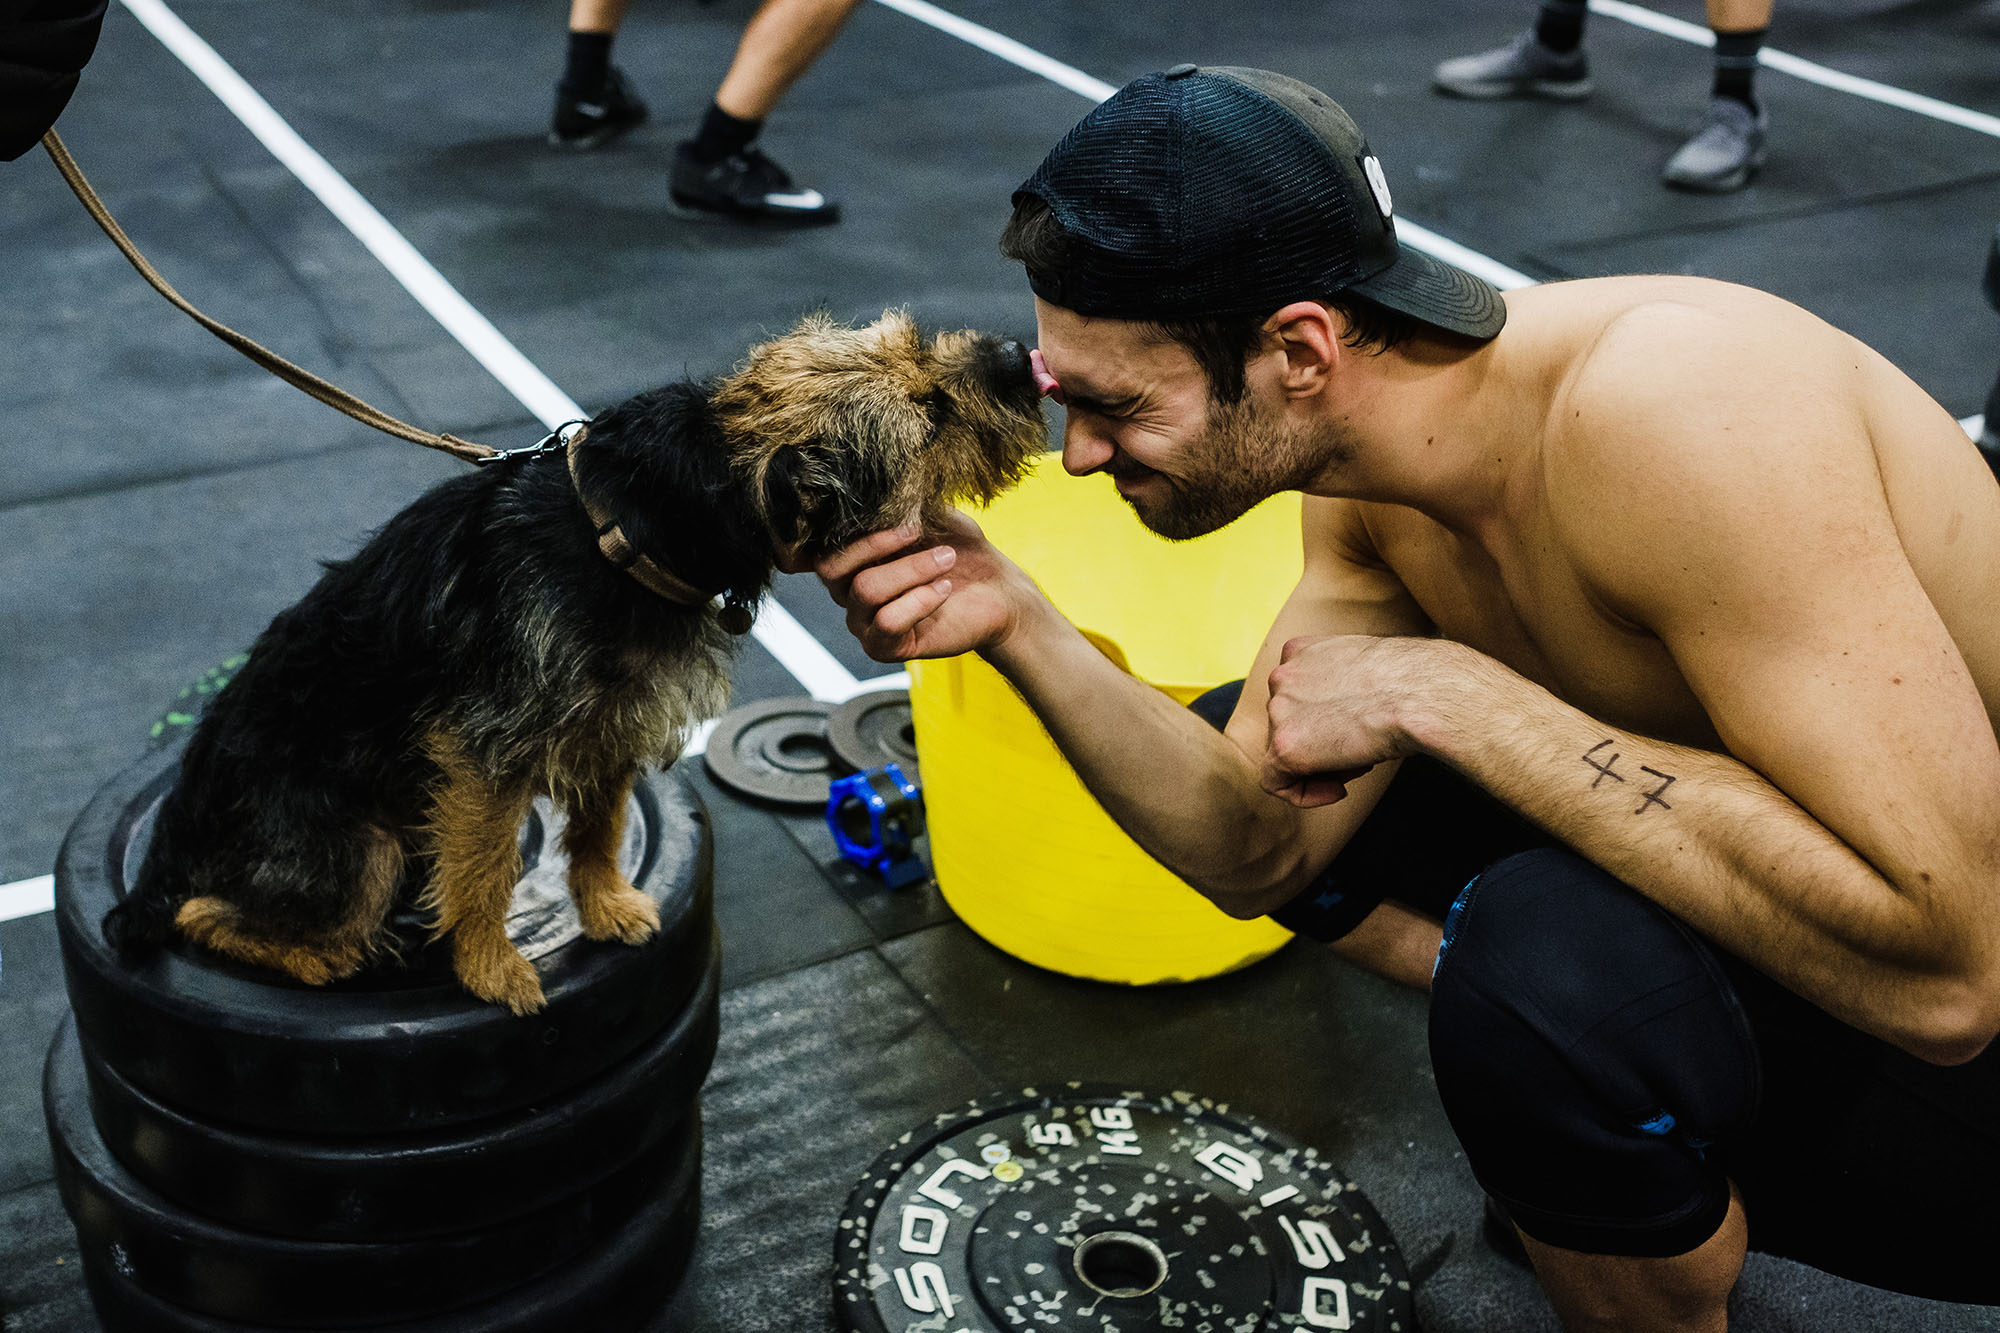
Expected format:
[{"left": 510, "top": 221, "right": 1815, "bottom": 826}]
[
  {"left": 476, "top": 418, "right": 588, "bottom": 466},
  {"left": 717, "top": 594, "right": 755, "bottom": 636}
]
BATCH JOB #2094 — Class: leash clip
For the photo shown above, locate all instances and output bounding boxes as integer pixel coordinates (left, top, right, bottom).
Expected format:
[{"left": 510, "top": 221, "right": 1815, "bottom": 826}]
[{"left": 476, "top": 418, "right": 588, "bottom": 466}]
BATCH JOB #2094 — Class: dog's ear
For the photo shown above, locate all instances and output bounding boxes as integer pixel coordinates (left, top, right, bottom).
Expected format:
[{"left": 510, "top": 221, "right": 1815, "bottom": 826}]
[{"left": 757, "top": 446, "right": 811, "bottom": 547}]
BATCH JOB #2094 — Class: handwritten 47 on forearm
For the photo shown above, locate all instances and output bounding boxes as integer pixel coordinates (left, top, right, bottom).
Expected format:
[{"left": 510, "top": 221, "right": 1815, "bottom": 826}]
[{"left": 1582, "top": 740, "right": 1677, "bottom": 814}]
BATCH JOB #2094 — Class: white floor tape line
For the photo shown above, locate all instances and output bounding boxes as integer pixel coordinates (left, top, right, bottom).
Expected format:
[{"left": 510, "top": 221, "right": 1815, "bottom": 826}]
[
  {"left": 869, "top": 0, "right": 1538, "bottom": 291},
  {"left": 878, "top": 0, "right": 2000, "bottom": 295},
  {"left": 118, "top": 0, "right": 861, "bottom": 704},
  {"left": 867, "top": 0, "right": 1117, "bottom": 103},
  {"left": 1, "top": 876, "right": 56, "bottom": 924}
]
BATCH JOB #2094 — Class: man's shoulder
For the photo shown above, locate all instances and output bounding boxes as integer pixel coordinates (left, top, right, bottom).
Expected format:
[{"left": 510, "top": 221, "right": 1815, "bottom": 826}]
[
  {"left": 1529, "top": 285, "right": 1859, "bottom": 503},
  {"left": 1550, "top": 278, "right": 1853, "bottom": 418},
  {"left": 1532, "top": 281, "right": 1883, "bottom": 614}
]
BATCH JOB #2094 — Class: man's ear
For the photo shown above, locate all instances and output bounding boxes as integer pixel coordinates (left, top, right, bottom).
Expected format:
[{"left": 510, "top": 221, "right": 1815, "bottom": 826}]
[{"left": 1263, "top": 301, "right": 1340, "bottom": 397}]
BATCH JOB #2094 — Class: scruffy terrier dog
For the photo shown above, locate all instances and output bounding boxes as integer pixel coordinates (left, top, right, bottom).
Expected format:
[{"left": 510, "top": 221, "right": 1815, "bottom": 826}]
[{"left": 104, "top": 311, "right": 1045, "bottom": 1014}]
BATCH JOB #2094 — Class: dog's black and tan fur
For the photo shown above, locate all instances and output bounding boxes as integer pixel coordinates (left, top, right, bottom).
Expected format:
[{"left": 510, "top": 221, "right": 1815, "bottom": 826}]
[{"left": 105, "top": 311, "right": 1046, "bottom": 1014}]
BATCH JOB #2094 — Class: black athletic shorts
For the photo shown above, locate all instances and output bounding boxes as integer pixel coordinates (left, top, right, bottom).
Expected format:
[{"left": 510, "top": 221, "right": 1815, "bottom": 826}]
[{"left": 1193, "top": 682, "right": 2000, "bottom": 1303}]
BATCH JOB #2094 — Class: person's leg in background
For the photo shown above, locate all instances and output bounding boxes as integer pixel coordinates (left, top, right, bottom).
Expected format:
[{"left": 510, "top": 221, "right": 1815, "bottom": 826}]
[
  {"left": 551, "top": 0, "right": 647, "bottom": 150},
  {"left": 670, "top": 0, "right": 861, "bottom": 224},
  {"left": 1662, "top": 0, "right": 1773, "bottom": 191},
  {"left": 1433, "top": 0, "right": 1773, "bottom": 192}
]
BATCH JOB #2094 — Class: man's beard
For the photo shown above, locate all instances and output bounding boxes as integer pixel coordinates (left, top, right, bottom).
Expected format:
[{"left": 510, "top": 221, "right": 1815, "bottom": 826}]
[{"left": 1117, "top": 390, "right": 1342, "bottom": 541}]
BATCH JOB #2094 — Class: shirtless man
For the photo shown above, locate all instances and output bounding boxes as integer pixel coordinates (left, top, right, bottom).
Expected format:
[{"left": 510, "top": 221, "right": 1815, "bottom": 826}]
[{"left": 817, "top": 67, "right": 2000, "bottom": 1328}]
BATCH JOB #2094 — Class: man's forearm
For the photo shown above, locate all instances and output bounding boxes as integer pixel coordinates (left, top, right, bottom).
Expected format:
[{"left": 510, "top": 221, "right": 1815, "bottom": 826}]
[
  {"left": 1401, "top": 641, "right": 1984, "bottom": 1060},
  {"left": 983, "top": 601, "right": 1310, "bottom": 910}
]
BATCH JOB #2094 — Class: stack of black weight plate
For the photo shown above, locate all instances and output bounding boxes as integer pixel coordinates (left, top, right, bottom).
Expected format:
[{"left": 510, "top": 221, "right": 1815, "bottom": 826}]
[{"left": 43, "top": 741, "right": 720, "bottom": 1332}]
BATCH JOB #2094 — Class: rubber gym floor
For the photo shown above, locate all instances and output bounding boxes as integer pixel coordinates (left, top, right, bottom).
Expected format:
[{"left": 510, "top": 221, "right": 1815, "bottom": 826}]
[{"left": 5, "top": 0, "right": 2000, "bottom": 1328}]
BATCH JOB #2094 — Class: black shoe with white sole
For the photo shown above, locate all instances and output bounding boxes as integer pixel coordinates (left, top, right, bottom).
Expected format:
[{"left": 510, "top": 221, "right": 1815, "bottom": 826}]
[
  {"left": 670, "top": 143, "right": 840, "bottom": 225},
  {"left": 549, "top": 67, "right": 648, "bottom": 150}
]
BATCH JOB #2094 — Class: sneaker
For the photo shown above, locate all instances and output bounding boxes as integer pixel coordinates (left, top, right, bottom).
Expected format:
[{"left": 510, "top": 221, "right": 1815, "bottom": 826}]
[
  {"left": 550, "top": 66, "right": 648, "bottom": 150},
  {"left": 670, "top": 143, "right": 841, "bottom": 226},
  {"left": 1433, "top": 31, "right": 1592, "bottom": 100},
  {"left": 1662, "top": 96, "right": 1767, "bottom": 192}
]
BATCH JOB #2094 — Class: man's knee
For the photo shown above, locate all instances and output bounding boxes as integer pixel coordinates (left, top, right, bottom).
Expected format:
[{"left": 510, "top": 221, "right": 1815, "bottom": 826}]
[
  {"left": 1428, "top": 848, "right": 1759, "bottom": 1257},
  {"left": 1521, "top": 1192, "right": 1747, "bottom": 1333}
]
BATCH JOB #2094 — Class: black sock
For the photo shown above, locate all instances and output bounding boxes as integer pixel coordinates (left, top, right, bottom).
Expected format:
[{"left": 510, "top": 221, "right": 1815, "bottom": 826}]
[
  {"left": 1712, "top": 27, "right": 1766, "bottom": 111},
  {"left": 1534, "top": 0, "right": 1588, "bottom": 54},
  {"left": 687, "top": 103, "right": 761, "bottom": 164},
  {"left": 562, "top": 31, "right": 614, "bottom": 94}
]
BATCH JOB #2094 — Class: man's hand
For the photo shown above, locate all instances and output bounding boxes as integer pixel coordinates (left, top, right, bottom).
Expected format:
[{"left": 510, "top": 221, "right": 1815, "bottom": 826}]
[
  {"left": 814, "top": 509, "right": 1035, "bottom": 663},
  {"left": 1262, "top": 634, "right": 1450, "bottom": 807}
]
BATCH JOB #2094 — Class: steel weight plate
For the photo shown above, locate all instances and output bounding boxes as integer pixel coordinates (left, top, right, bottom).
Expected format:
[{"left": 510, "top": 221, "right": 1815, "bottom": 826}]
[
  {"left": 835, "top": 1086, "right": 1415, "bottom": 1332},
  {"left": 828, "top": 689, "right": 919, "bottom": 779},
  {"left": 704, "top": 696, "right": 845, "bottom": 805}
]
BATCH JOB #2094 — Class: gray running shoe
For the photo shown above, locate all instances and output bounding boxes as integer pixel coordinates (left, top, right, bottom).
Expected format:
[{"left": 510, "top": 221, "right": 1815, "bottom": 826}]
[
  {"left": 1433, "top": 31, "right": 1592, "bottom": 100},
  {"left": 1662, "top": 97, "right": 1768, "bottom": 192}
]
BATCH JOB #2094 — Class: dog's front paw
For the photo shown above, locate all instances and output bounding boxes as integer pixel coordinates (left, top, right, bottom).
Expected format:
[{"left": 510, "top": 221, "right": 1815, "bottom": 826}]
[
  {"left": 577, "top": 881, "right": 660, "bottom": 946},
  {"left": 455, "top": 938, "right": 547, "bottom": 1015}
]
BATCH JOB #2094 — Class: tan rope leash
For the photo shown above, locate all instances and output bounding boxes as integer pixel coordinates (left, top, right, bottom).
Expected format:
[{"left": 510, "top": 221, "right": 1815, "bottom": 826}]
[
  {"left": 42, "top": 129, "right": 750, "bottom": 628},
  {"left": 42, "top": 130, "right": 500, "bottom": 466}
]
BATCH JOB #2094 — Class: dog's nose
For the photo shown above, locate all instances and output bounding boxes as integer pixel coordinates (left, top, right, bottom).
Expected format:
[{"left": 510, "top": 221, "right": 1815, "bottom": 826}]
[
  {"left": 992, "top": 339, "right": 1031, "bottom": 383},
  {"left": 970, "top": 337, "right": 1040, "bottom": 411}
]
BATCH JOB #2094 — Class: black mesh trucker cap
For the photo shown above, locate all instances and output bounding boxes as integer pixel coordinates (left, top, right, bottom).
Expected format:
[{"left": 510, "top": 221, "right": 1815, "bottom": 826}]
[{"left": 1013, "top": 65, "right": 1506, "bottom": 341}]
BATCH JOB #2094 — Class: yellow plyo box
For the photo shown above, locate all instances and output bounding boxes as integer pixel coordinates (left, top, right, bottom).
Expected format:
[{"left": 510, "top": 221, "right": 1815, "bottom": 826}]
[{"left": 909, "top": 453, "right": 1302, "bottom": 983}]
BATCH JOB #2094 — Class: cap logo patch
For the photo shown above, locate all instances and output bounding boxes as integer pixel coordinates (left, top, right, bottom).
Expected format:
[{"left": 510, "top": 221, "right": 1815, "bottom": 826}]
[{"left": 1361, "top": 155, "right": 1394, "bottom": 220}]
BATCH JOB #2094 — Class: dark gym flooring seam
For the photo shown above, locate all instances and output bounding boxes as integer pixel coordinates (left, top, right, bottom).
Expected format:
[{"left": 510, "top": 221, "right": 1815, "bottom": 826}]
[
  {"left": 0, "top": 404, "right": 553, "bottom": 514},
  {"left": 0, "top": 437, "right": 426, "bottom": 515},
  {"left": 174, "top": 156, "right": 562, "bottom": 451},
  {"left": 861, "top": 926, "right": 1005, "bottom": 1079},
  {"left": 191, "top": 159, "right": 383, "bottom": 391},
  {"left": 1525, "top": 164, "right": 2000, "bottom": 255},
  {"left": 1751, "top": 0, "right": 1991, "bottom": 42},
  {"left": 1, "top": 1177, "right": 60, "bottom": 1222}
]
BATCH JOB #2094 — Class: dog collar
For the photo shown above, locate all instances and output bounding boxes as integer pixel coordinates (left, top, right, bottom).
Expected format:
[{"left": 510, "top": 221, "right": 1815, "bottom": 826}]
[{"left": 563, "top": 425, "right": 755, "bottom": 635}]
